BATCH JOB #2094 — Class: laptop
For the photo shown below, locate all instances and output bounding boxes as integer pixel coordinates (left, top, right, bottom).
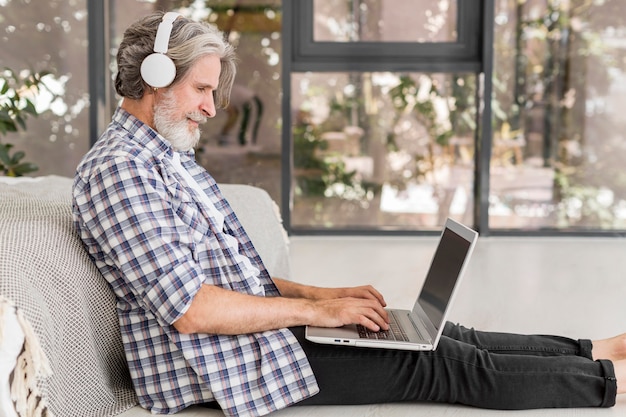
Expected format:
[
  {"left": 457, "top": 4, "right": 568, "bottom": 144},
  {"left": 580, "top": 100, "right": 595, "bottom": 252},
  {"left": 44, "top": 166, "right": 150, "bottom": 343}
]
[{"left": 305, "top": 218, "right": 478, "bottom": 351}]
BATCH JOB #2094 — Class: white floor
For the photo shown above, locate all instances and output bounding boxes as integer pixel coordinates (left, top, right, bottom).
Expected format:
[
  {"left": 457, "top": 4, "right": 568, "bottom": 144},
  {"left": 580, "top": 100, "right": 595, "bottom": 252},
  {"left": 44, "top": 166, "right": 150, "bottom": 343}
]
[{"left": 281, "top": 235, "right": 626, "bottom": 416}]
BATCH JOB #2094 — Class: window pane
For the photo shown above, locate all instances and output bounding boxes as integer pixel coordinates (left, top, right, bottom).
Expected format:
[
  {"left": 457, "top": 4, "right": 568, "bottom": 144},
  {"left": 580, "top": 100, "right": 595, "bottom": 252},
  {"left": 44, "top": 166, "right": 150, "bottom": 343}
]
[
  {"left": 313, "top": 0, "right": 458, "bottom": 42},
  {"left": 196, "top": 1, "right": 283, "bottom": 203},
  {"left": 291, "top": 71, "right": 476, "bottom": 231},
  {"left": 490, "top": 0, "right": 626, "bottom": 230},
  {"left": 0, "top": 1, "right": 89, "bottom": 177}
]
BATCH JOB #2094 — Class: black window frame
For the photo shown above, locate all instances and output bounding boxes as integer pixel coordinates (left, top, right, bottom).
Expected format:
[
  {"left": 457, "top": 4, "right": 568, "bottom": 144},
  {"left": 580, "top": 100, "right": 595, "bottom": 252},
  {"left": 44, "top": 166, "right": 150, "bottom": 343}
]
[{"left": 293, "top": 0, "right": 483, "bottom": 72}]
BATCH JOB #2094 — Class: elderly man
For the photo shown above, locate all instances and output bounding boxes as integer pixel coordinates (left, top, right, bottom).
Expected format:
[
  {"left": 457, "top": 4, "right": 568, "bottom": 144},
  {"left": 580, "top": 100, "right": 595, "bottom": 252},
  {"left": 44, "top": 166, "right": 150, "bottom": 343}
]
[{"left": 72, "top": 10, "right": 625, "bottom": 417}]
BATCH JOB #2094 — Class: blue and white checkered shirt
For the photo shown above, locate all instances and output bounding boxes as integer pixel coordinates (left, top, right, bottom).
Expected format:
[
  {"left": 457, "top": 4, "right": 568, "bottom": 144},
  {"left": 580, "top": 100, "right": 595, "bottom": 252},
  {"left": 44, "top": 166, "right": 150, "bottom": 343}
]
[{"left": 72, "top": 108, "right": 319, "bottom": 416}]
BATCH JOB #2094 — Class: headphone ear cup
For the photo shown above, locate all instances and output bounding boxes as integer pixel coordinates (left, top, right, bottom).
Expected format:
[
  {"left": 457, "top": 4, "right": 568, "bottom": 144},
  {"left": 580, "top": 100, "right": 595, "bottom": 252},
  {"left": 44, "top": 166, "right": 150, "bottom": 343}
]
[{"left": 140, "top": 53, "right": 176, "bottom": 88}]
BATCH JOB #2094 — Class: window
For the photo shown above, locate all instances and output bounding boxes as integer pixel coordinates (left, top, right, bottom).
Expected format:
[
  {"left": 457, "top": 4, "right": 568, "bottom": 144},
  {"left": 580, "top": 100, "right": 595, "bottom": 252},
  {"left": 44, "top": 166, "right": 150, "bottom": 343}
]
[
  {"left": 1, "top": 0, "right": 90, "bottom": 177},
  {"left": 489, "top": 0, "right": 626, "bottom": 232},
  {"left": 290, "top": 71, "right": 477, "bottom": 231},
  {"left": 312, "top": 0, "right": 458, "bottom": 43},
  {"left": 291, "top": 0, "right": 482, "bottom": 71},
  {"left": 284, "top": 0, "right": 489, "bottom": 233}
]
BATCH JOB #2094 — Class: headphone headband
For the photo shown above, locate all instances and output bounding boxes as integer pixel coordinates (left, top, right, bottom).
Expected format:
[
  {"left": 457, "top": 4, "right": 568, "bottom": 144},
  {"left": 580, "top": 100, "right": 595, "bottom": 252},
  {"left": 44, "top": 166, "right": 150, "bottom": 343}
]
[
  {"left": 140, "top": 12, "right": 181, "bottom": 88},
  {"left": 153, "top": 12, "right": 181, "bottom": 53}
]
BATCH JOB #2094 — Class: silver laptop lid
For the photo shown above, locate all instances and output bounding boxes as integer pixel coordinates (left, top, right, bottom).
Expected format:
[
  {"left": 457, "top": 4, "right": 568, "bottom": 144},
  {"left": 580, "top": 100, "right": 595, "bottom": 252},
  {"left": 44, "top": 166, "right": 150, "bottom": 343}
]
[{"left": 412, "top": 218, "right": 478, "bottom": 334}]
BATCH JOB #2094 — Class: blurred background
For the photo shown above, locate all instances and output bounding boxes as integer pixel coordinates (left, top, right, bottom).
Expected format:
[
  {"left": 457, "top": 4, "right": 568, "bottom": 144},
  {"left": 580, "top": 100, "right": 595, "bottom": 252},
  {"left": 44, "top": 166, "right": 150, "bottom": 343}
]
[{"left": 3, "top": 0, "right": 626, "bottom": 235}]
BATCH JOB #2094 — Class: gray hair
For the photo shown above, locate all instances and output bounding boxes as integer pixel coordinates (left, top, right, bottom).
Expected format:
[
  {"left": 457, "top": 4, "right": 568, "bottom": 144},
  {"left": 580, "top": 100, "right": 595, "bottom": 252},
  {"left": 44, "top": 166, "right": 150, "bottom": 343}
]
[{"left": 114, "top": 10, "right": 237, "bottom": 108}]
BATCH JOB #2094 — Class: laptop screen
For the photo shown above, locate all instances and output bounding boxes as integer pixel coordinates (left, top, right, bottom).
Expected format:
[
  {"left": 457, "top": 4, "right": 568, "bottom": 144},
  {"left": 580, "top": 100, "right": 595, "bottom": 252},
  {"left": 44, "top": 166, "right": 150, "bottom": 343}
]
[{"left": 414, "top": 226, "right": 473, "bottom": 331}]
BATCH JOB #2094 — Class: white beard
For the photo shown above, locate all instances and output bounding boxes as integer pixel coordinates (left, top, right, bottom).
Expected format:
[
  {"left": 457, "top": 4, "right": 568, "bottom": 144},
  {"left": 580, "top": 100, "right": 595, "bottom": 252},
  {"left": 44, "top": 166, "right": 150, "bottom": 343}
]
[{"left": 153, "top": 90, "right": 206, "bottom": 152}]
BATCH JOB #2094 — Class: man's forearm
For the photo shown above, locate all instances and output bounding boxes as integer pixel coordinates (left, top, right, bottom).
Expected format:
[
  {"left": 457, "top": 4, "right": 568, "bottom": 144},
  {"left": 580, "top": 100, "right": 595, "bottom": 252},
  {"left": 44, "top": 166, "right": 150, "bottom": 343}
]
[
  {"left": 173, "top": 280, "right": 390, "bottom": 336},
  {"left": 173, "top": 283, "right": 316, "bottom": 335}
]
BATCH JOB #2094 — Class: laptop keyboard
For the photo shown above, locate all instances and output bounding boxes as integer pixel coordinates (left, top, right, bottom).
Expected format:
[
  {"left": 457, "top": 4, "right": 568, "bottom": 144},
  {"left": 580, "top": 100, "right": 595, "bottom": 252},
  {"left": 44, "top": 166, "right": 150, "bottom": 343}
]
[{"left": 356, "top": 310, "right": 409, "bottom": 342}]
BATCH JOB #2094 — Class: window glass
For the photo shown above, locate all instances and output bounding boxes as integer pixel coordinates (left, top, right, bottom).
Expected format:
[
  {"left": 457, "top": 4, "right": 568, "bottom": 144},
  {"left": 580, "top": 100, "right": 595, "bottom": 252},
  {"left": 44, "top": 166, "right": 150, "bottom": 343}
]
[
  {"left": 313, "top": 0, "right": 458, "bottom": 42},
  {"left": 0, "top": 0, "right": 89, "bottom": 177},
  {"left": 195, "top": 1, "right": 283, "bottom": 204},
  {"left": 291, "top": 71, "right": 476, "bottom": 230},
  {"left": 490, "top": 0, "right": 626, "bottom": 230}
]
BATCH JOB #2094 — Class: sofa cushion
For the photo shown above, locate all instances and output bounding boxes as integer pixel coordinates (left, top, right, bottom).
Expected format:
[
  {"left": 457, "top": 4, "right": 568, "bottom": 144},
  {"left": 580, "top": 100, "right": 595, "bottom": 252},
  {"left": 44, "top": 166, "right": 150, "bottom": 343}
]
[{"left": 219, "top": 183, "right": 291, "bottom": 280}]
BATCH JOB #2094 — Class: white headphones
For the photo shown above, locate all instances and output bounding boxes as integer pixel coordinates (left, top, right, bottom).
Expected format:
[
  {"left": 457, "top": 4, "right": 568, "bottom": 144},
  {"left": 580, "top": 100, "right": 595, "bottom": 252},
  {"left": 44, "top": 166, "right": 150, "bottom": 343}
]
[{"left": 140, "top": 12, "right": 181, "bottom": 88}]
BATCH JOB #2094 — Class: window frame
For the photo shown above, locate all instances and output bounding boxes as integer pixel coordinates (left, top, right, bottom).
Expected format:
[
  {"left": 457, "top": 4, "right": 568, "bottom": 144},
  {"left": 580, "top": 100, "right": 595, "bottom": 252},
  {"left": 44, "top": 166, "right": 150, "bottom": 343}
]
[
  {"left": 292, "top": 0, "right": 483, "bottom": 72},
  {"left": 282, "top": 0, "right": 495, "bottom": 235}
]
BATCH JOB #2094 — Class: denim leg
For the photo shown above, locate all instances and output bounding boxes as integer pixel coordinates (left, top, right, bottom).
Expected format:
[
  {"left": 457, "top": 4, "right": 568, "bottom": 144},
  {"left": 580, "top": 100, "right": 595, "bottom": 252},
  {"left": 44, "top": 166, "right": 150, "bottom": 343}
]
[
  {"left": 291, "top": 324, "right": 617, "bottom": 409},
  {"left": 442, "top": 322, "right": 595, "bottom": 359}
]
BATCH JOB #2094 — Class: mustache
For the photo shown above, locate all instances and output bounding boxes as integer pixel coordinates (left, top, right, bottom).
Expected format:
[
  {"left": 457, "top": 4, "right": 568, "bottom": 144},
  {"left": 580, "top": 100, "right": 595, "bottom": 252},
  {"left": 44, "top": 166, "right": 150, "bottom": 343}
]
[{"left": 187, "top": 112, "right": 207, "bottom": 124}]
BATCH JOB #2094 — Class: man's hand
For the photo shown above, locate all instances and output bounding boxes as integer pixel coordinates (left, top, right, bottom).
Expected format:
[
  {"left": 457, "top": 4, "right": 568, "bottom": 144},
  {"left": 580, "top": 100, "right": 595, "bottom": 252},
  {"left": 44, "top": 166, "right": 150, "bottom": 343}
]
[
  {"left": 273, "top": 278, "right": 386, "bottom": 303},
  {"left": 308, "top": 296, "right": 390, "bottom": 332},
  {"left": 308, "top": 285, "right": 387, "bottom": 304},
  {"left": 273, "top": 279, "right": 389, "bottom": 331}
]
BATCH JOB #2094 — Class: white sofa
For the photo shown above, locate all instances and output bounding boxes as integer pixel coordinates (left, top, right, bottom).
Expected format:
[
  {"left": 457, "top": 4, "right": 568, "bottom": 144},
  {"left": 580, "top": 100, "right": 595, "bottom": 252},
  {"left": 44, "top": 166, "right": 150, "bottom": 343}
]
[{"left": 0, "top": 175, "right": 292, "bottom": 417}]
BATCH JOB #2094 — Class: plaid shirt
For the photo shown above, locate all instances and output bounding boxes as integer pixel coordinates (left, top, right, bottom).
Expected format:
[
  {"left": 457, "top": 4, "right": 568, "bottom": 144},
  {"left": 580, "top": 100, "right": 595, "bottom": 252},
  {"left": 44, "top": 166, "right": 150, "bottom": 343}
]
[{"left": 72, "top": 108, "right": 319, "bottom": 416}]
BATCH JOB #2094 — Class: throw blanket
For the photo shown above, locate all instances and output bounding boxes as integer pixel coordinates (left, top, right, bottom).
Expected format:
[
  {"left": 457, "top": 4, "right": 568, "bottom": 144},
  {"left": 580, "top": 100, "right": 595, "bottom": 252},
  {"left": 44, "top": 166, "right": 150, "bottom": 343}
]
[
  {"left": 0, "top": 295, "right": 53, "bottom": 417},
  {"left": 0, "top": 176, "right": 137, "bottom": 417}
]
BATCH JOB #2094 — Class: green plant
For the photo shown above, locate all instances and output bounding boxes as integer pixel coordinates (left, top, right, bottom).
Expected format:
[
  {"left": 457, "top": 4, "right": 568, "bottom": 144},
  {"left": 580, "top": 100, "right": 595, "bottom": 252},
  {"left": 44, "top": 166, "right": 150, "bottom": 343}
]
[
  {"left": 0, "top": 143, "right": 37, "bottom": 177},
  {"left": 387, "top": 75, "right": 454, "bottom": 149},
  {"left": 293, "top": 117, "right": 369, "bottom": 199},
  {"left": 0, "top": 68, "right": 49, "bottom": 176}
]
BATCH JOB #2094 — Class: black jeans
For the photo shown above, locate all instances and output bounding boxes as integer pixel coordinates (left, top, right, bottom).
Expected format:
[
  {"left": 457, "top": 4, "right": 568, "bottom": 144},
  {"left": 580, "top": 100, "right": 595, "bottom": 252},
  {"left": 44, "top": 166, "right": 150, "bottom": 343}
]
[{"left": 291, "top": 322, "right": 617, "bottom": 409}]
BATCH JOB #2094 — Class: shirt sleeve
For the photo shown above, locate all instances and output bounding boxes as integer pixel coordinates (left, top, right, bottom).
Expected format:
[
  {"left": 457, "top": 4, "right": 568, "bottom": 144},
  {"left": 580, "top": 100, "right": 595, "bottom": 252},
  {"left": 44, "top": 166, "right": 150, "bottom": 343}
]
[{"left": 77, "top": 155, "right": 205, "bottom": 326}]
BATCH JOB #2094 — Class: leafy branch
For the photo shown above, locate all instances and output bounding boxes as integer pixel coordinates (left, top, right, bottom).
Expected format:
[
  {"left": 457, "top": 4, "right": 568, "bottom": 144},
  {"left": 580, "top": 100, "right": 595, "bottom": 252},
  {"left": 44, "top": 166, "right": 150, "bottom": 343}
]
[{"left": 0, "top": 68, "right": 50, "bottom": 176}]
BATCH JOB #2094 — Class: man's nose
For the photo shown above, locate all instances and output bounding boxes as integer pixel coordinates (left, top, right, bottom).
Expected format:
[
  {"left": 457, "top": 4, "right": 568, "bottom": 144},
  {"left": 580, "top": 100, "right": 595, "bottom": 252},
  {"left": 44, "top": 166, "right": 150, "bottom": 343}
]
[{"left": 201, "top": 96, "right": 216, "bottom": 118}]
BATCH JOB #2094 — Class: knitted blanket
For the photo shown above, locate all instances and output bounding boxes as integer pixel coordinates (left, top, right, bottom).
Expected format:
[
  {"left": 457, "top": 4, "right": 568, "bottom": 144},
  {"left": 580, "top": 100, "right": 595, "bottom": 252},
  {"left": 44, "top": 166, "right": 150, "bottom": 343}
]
[
  {"left": 1, "top": 294, "right": 52, "bottom": 417},
  {"left": 0, "top": 176, "right": 137, "bottom": 417}
]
